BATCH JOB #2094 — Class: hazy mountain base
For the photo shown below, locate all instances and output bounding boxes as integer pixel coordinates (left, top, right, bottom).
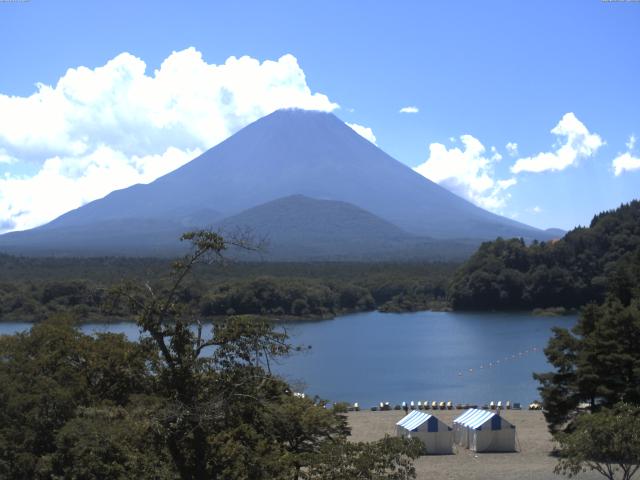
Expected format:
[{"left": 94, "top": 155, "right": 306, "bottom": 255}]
[{"left": 0, "top": 196, "right": 481, "bottom": 261}]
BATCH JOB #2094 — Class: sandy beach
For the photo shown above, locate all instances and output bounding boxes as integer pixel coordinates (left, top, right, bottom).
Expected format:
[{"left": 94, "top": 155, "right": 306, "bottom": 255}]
[{"left": 347, "top": 409, "right": 602, "bottom": 480}]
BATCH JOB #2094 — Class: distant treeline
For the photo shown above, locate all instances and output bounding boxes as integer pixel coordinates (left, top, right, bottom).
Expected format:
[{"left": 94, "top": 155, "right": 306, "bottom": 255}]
[
  {"left": 0, "top": 257, "right": 455, "bottom": 322},
  {"left": 5, "top": 200, "right": 638, "bottom": 321},
  {"left": 449, "top": 201, "right": 640, "bottom": 310}
]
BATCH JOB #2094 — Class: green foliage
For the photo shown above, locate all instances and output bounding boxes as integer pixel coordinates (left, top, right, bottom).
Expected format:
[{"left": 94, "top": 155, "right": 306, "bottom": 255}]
[
  {"left": 0, "top": 255, "right": 457, "bottom": 322},
  {"left": 450, "top": 201, "right": 640, "bottom": 310},
  {"left": 200, "top": 276, "right": 374, "bottom": 317},
  {"left": 0, "top": 230, "right": 422, "bottom": 479},
  {"left": 532, "top": 210, "right": 640, "bottom": 476},
  {"left": 268, "top": 395, "right": 351, "bottom": 478},
  {"left": 303, "top": 435, "right": 422, "bottom": 480},
  {"left": 38, "top": 404, "right": 174, "bottom": 480},
  {"left": 534, "top": 297, "right": 640, "bottom": 432},
  {"left": 554, "top": 403, "right": 640, "bottom": 480},
  {"left": 0, "top": 315, "right": 153, "bottom": 479}
]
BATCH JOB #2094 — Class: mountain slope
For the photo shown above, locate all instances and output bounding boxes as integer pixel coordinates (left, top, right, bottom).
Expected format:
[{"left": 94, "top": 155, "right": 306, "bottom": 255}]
[
  {"left": 0, "top": 219, "right": 193, "bottom": 257},
  {"left": 218, "top": 194, "right": 409, "bottom": 240},
  {"left": 0, "top": 195, "right": 478, "bottom": 260},
  {"left": 0, "top": 109, "right": 553, "bottom": 258},
  {"left": 215, "top": 195, "right": 476, "bottom": 260}
]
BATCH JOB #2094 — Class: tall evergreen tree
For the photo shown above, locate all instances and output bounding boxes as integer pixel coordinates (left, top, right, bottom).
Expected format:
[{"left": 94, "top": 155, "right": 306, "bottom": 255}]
[{"left": 534, "top": 298, "right": 640, "bottom": 432}]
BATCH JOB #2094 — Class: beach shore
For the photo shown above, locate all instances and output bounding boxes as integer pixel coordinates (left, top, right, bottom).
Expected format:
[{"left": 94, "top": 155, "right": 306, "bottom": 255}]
[{"left": 347, "top": 409, "right": 601, "bottom": 480}]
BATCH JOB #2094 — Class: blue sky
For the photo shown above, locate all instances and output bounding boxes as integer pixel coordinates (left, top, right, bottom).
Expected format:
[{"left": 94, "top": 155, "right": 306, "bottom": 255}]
[{"left": 0, "top": 0, "right": 638, "bottom": 232}]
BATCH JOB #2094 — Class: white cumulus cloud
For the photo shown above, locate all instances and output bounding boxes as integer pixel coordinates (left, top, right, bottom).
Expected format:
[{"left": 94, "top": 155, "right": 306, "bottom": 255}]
[
  {"left": 413, "top": 135, "right": 516, "bottom": 211},
  {"left": 627, "top": 134, "right": 636, "bottom": 151},
  {"left": 505, "top": 142, "right": 518, "bottom": 157},
  {"left": 613, "top": 153, "right": 640, "bottom": 176},
  {"left": 0, "top": 146, "right": 200, "bottom": 232},
  {"left": 490, "top": 146, "right": 502, "bottom": 162},
  {"left": 346, "top": 123, "right": 377, "bottom": 144},
  {"left": 511, "top": 113, "right": 603, "bottom": 174},
  {"left": 612, "top": 134, "right": 640, "bottom": 176},
  {"left": 399, "top": 106, "right": 419, "bottom": 114},
  {"left": 0, "top": 48, "right": 338, "bottom": 233}
]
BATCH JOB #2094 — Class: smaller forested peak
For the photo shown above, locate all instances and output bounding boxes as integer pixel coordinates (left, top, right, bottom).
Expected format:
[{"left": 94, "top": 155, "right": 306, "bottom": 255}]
[{"left": 449, "top": 199, "right": 640, "bottom": 311}]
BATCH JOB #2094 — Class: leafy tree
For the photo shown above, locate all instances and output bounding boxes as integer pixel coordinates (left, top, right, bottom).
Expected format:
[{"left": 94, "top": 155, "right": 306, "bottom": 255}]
[
  {"left": 554, "top": 403, "right": 640, "bottom": 480},
  {"left": 534, "top": 297, "right": 640, "bottom": 432},
  {"left": 303, "top": 435, "right": 422, "bottom": 480},
  {"left": 450, "top": 201, "right": 640, "bottom": 311},
  {"left": 269, "top": 396, "right": 350, "bottom": 479},
  {"left": 0, "top": 315, "right": 153, "bottom": 479},
  {"left": 37, "top": 404, "right": 174, "bottom": 480},
  {"left": 115, "top": 230, "right": 419, "bottom": 480},
  {"left": 114, "top": 231, "right": 291, "bottom": 479},
  {"left": 0, "top": 231, "right": 421, "bottom": 479}
]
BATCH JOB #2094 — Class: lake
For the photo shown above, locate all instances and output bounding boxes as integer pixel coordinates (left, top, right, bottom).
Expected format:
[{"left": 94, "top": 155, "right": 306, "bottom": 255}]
[{"left": 0, "top": 310, "right": 575, "bottom": 407}]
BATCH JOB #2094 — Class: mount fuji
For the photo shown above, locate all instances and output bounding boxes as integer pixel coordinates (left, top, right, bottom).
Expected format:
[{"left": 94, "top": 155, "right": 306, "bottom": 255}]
[{"left": 0, "top": 109, "right": 553, "bottom": 259}]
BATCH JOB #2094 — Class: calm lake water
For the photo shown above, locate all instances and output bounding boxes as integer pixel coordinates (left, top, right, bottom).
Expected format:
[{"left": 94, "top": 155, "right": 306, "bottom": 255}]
[{"left": 0, "top": 311, "right": 575, "bottom": 407}]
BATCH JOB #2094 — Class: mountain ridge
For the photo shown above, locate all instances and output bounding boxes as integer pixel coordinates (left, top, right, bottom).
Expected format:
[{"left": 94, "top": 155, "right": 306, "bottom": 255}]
[{"left": 0, "top": 194, "right": 479, "bottom": 260}]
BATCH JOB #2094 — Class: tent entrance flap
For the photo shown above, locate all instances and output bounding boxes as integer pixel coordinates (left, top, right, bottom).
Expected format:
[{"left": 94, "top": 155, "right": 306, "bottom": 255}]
[
  {"left": 453, "top": 408, "right": 516, "bottom": 452},
  {"left": 396, "top": 411, "right": 453, "bottom": 455}
]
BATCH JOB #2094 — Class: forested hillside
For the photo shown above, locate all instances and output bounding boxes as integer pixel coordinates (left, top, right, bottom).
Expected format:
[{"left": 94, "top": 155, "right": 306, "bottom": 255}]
[
  {"left": 449, "top": 201, "right": 640, "bottom": 310},
  {"left": 0, "top": 257, "right": 455, "bottom": 322}
]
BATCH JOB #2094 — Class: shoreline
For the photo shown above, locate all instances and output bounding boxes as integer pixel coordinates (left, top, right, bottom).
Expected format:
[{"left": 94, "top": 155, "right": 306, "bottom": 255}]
[{"left": 0, "top": 305, "right": 577, "bottom": 325}]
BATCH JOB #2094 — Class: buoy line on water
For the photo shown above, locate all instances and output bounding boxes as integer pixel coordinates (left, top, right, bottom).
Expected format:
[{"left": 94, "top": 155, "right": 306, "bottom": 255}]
[{"left": 456, "top": 346, "right": 540, "bottom": 378}]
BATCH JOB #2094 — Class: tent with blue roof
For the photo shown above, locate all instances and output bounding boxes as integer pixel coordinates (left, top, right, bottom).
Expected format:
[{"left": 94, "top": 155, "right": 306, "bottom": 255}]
[
  {"left": 395, "top": 410, "right": 453, "bottom": 454},
  {"left": 453, "top": 408, "right": 480, "bottom": 447},
  {"left": 453, "top": 408, "right": 516, "bottom": 452}
]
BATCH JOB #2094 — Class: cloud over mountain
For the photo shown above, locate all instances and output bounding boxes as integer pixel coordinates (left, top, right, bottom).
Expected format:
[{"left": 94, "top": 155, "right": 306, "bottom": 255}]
[
  {"left": 346, "top": 123, "right": 377, "bottom": 144},
  {"left": 0, "top": 49, "right": 337, "bottom": 233},
  {"left": 413, "top": 135, "right": 515, "bottom": 211},
  {"left": 413, "top": 113, "right": 608, "bottom": 217}
]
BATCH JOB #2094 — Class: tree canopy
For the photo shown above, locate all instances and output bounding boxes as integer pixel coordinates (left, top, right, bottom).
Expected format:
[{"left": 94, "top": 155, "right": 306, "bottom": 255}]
[
  {"left": 554, "top": 403, "right": 640, "bottom": 480},
  {"left": 533, "top": 215, "right": 640, "bottom": 478},
  {"left": 449, "top": 201, "right": 640, "bottom": 310},
  {"left": 0, "top": 230, "right": 421, "bottom": 480},
  {"left": 533, "top": 296, "right": 640, "bottom": 432},
  {"left": 0, "top": 254, "right": 455, "bottom": 323}
]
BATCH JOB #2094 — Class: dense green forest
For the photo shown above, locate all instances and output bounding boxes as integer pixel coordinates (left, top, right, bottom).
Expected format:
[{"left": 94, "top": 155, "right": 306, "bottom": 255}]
[
  {"left": 0, "top": 317, "right": 422, "bottom": 479},
  {"left": 0, "top": 232, "right": 422, "bottom": 479},
  {"left": 3, "top": 201, "right": 639, "bottom": 323},
  {"left": 2, "top": 211, "right": 639, "bottom": 477},
  {"left": 449, "top": 201, "right": 640, "bottom": 310},
  {"left": 530, "top": 210, "right": 640, "bottom": 479},
  {"left": 0, "top": 256, "right": 455, "bottom": 322}
]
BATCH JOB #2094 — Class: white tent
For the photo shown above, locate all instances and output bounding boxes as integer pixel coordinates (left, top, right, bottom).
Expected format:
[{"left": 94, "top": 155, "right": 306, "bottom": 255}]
[
  {"left": 453, "top": 408, "right": 516, "bottom": 452},
  {"left": 395, "top": 410, "right": 453, "bottom": 454},
  {"left": 453, "top": 408, "right": 476, "bottom": 447}
]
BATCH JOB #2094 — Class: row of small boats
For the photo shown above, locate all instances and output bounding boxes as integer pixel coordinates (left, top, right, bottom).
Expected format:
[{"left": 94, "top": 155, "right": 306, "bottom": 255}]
[
  {"left": 365, "top": 400, "right": 531, "bottom": 411},
  {"left": 372, "top": 401, "right": 459, "bottom": 411}
]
